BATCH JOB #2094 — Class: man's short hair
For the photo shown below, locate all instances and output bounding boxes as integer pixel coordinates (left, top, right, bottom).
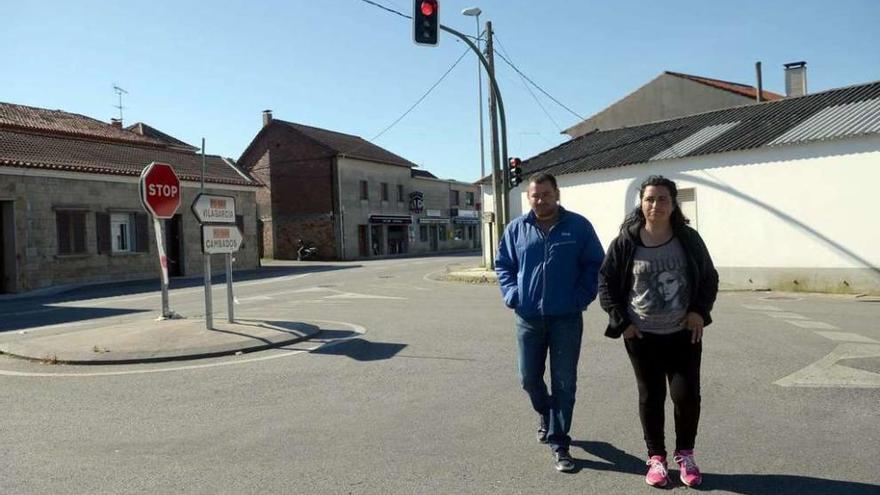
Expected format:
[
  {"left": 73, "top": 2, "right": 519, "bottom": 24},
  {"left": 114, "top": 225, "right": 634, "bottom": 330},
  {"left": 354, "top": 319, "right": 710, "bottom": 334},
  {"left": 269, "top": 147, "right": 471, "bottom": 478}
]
[{"left": 529, "top": 172, "right": 557, "bottom": 190}]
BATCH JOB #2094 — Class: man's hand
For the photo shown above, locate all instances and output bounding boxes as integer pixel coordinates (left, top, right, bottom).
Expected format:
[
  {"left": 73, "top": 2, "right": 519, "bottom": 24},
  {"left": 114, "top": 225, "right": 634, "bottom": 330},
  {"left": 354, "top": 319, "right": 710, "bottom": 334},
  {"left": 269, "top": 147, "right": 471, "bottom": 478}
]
[
  {"left": 681, "top": 312, "right": 705, "bottom": 343},
  {"left": 622, "top": 324, "right": 642, "bottom": 340}
]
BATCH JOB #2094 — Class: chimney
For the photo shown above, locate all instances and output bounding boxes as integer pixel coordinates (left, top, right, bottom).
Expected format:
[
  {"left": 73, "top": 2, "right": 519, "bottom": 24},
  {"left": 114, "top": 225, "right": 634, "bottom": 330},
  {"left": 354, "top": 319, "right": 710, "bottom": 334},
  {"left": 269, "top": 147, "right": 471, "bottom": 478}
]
[
  {"left": 755, "top": 61, "right": 764, "bottom": 102},
  {"left": 262, "top": 109, "right": 273, "bottom": 127},
  {"left": 110, "top": 118, "right": 123, "bottom": 129},
  {"left": 784, "top": 61, "right": 807, "bottom": 98}
]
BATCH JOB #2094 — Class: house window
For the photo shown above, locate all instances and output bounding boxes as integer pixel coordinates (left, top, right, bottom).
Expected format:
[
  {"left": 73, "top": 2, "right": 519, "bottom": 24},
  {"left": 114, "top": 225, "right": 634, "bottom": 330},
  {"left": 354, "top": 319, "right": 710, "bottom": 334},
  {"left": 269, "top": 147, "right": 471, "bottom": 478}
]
[
  {"left": 450, "top": 190, "right": 460, "bottom": 206},
  {"left": 381, "top": 182, "right": 389, "bottom": 201},
  {"left": 678, "top": 188, "right": 698, "bottom": 230},
  {"left": 97, "top": 212, "right": 149, "bottom": 254},
  {"left": 465, "top": 191, "right": 475, "bottom": 206},
  {"left": 111, "top": 213, "right": 133, "bottom": 252},
  {"left": 360, "top": 180, "right": 369, "bottom": 200},
  {"left": 419, "top": 226, "right": 428, "bottom": 242},
  {"left": 56, "top": 210, "right": 87, "bottom": 255},
  {"left": 397, "top": 184, "right": 405, "bottom": 202}
]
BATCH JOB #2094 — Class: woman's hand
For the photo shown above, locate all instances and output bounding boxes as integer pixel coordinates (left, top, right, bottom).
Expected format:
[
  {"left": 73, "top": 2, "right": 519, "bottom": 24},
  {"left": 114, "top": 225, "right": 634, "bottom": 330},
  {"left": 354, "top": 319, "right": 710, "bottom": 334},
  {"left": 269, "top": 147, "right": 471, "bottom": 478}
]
[
  {"left": 622, "top": 324, "right": 643, "bottom": 340},
  {"left": 681, "top": 312, "right": 705, "bottom": 343}
]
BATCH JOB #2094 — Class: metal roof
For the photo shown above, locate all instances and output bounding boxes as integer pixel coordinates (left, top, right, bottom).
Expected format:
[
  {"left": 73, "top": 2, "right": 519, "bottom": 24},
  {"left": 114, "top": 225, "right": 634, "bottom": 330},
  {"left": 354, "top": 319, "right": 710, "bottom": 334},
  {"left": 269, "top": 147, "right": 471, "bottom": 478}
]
[{"left": 523, "top": 80, "right": 880, "bottom": 178}]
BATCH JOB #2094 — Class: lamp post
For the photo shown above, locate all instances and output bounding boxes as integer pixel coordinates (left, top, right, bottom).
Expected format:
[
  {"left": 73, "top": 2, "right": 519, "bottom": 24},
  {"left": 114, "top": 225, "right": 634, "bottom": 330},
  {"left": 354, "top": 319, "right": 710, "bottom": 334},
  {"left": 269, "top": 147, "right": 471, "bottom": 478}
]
[
  {"left": 461, "top": 7, "right": 485, "bottom": 180},
  {"left": 462, "top": 6, "right": 488, "bottom": 266}
]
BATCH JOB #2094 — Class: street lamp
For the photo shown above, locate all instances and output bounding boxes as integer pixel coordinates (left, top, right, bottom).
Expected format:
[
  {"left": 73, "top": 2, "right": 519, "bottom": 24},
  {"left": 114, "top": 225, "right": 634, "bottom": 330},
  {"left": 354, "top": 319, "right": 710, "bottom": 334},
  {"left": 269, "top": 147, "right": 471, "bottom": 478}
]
[{"left": 461, "top": 6, "right": 485, "bottom": 180}]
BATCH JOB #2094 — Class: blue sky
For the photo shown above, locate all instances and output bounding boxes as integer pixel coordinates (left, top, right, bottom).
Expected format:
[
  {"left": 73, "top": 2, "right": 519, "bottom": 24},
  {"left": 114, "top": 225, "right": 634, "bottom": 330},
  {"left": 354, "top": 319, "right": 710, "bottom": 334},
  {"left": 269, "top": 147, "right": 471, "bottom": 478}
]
[{"left": 3, "top": 0, "right": 879, "bottom": 182}]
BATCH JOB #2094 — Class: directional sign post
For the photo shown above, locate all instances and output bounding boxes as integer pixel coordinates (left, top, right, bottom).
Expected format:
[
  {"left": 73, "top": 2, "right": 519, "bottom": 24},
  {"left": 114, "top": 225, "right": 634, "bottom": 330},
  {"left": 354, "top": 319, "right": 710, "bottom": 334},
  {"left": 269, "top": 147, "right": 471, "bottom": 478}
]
[
  {"left": 192, "top": 193, "right": 239, "bottom": 328},
  {"left": 139, "top": 162, "right": 181, "bottom": 320}
]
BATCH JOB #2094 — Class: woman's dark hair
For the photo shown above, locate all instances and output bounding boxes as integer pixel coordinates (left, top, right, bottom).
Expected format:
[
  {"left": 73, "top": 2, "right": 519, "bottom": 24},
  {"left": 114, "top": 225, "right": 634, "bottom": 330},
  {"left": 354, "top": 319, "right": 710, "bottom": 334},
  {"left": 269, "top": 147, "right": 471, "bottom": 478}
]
[{"left": 620, "top": 175, "right": 689, "bottom": 233}]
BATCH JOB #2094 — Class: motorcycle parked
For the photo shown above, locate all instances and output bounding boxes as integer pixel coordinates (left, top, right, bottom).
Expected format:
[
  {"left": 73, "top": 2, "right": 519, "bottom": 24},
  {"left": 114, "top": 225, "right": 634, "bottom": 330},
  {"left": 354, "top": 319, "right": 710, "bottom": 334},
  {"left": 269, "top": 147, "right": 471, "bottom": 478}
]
[{"left": 297, "top": 240, "right": 318, "bottom": 261}]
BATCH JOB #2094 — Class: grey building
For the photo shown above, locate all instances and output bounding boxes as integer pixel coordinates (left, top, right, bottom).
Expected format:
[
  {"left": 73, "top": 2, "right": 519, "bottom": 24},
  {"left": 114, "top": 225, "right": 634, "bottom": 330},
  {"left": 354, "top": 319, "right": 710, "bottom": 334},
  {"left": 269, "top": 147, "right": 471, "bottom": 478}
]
[
  {"left": 564, "top": 71, "right": 783, "bottom": 138},
  {"left": 0, "top": 102, "right": 260, "bottom": 294},
  {"left": 237, "top": 112, "right": 480, "bottom": 260}
]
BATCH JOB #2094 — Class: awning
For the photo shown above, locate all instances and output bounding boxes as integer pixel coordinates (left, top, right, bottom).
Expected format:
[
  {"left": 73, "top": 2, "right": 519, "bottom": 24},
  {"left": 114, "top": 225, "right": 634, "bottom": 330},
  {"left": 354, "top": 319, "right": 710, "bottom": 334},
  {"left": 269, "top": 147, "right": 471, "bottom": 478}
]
[
  {"left": 369, "top": 214, "right": 412, "bottom": 225},
  {"left": 418, "top": 217, "right": 450, "bottom": 224},
  {"left": 452, "top": 217, "right": 480, "bottom": 224}
]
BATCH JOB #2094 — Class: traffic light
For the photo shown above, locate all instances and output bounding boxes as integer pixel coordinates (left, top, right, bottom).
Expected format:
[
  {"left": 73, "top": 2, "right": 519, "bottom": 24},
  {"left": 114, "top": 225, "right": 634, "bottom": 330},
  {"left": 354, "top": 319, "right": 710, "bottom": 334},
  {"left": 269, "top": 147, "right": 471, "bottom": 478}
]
[
  {"left": 509, "top": 157, "right": 523, "bottom": 188},
  {"left": 413, "top": 0, "right": 439, "bottom": 46}
]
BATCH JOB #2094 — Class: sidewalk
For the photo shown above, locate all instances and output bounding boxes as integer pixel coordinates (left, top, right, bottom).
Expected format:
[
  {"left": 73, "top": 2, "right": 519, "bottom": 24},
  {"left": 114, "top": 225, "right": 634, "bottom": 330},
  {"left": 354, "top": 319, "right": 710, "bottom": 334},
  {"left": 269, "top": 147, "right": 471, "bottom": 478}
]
[{"left": 0, "top": 317, "right": 319, "bottom": 365}]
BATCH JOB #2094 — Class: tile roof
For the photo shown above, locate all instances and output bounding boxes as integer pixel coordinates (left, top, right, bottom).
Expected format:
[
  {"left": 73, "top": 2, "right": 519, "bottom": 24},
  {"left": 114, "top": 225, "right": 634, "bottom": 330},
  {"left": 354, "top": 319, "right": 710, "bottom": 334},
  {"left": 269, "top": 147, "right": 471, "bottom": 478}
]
[
  {"left": 411, "top": 168, "right": 438, "bottom": 179},
  {"left": 0, "top": 129, "right": 256, "bottom": 186},
  {"left": 277, "top": 120, "right": 415, "bottom": 168},
  {"left": 521, "top": 80, "right": 880, "bottom": 179},
  {"left": 126, "top": 122, "right": 200, "bottom": 151},
  {"left": 0, "top": 102, "right": 167, "bottom": 146},
  {"left": 666, "top": 71, "right": 784, "bottom": 101}
]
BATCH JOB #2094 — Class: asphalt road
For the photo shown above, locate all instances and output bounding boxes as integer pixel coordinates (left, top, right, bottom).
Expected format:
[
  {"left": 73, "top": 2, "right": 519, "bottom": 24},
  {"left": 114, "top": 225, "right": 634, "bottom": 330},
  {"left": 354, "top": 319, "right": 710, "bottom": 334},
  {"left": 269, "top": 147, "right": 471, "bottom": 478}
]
[{"left": 1, "top": 255, "right": 878, "bottom": 494}]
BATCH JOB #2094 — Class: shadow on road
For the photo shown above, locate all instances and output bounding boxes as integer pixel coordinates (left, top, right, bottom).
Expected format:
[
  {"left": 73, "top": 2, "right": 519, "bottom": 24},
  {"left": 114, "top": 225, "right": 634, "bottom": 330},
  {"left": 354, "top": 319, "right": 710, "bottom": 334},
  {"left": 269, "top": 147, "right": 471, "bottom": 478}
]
[
  {"left": 310, "top": 338, "right": 406, "bottom": 361},
  {"left": 571, "top": 440, "right": 879, "bottom": 494},
  {"left": 0, "top": 307, "right": 150, "bottom": 333}
]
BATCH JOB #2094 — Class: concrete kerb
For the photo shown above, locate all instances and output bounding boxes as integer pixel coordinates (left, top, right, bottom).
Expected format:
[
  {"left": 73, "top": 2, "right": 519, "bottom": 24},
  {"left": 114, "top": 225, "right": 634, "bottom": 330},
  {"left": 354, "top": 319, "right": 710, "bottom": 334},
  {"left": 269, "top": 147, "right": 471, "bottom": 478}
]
[
  {"left": 444, "top": 265, "right": 498, "bottom": 284},
  {"left": 0, "top": 318, "right": 321, "bottom": 365}
]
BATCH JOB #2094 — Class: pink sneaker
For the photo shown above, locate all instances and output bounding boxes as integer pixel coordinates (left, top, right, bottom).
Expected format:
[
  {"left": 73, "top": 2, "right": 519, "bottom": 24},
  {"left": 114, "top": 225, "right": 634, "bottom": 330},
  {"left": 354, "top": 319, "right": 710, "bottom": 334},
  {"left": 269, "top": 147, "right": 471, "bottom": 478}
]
[
  {"left": 674, "top": 450, "right": 702, "bottom": 487},
  {"left": 645, "top": 455, "right": 669, "bottom": 487}
]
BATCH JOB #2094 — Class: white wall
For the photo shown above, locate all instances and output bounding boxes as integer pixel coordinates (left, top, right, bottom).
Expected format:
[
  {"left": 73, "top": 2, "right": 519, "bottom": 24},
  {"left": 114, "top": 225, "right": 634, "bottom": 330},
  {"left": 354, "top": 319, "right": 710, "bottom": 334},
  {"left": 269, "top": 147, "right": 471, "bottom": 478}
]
[{"left": 518, "top": 134, "right": 880, "bottom": 292}]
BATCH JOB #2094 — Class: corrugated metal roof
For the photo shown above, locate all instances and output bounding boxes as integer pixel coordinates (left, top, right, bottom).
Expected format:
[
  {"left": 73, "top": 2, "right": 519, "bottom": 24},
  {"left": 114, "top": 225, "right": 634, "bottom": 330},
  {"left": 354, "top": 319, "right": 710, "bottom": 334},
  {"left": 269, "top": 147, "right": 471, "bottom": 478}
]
[
  {"left": 768, "top": 97, "right": 880, "bottom": 145},
  {"left": 651, "top": 122, "right": 740, "bottom": 161},
  {"left": 521, "top": 80, "right": 880, "bottom": 179}
]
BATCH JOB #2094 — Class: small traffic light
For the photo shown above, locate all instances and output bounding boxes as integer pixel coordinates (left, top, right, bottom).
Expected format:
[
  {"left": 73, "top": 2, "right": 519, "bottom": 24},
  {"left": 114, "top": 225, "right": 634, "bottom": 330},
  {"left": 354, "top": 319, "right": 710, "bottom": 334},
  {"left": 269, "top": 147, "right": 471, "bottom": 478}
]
[
  {"left": 509, "top": 157, "right": 523, "bottom": 188},
  {"left": 413, "top": 0, "right": 439, "bottom": 46}
]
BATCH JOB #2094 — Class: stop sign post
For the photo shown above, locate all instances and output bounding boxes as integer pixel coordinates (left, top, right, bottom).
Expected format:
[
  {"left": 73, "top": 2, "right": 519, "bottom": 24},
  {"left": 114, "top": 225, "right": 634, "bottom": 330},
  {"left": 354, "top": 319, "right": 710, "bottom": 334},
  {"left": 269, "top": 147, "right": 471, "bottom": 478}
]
[{"left": 139, "top": 162, "right": 182, "bottom": 319}]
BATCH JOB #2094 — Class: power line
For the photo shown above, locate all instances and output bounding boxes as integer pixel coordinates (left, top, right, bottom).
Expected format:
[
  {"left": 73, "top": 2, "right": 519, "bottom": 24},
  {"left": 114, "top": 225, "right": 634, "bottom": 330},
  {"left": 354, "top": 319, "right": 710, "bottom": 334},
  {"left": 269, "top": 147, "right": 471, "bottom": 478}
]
[
  {"left": 359, "top": 0, "right": 410, "bottom": 19},
  {"left": 493, "top": 35, "right": 585, "bottom": 122},
  {"left": 493, "top": 40, "right": 562, "bottom": 132}
]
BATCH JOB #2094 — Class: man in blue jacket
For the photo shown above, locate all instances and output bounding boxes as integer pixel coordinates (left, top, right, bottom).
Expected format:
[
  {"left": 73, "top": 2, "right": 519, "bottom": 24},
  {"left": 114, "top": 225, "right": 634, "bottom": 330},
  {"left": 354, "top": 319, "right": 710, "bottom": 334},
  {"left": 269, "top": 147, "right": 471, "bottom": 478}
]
[{"left": 496, "top": 172, "right": 604, "bottom": 472}]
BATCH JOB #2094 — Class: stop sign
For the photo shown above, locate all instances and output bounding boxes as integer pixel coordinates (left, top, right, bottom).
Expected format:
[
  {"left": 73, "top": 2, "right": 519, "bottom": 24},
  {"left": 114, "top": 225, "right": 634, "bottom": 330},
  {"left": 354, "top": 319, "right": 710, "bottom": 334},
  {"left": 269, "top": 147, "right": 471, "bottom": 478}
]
[{"left": 139, "top": 162, "right": 181, "bottom": 219}]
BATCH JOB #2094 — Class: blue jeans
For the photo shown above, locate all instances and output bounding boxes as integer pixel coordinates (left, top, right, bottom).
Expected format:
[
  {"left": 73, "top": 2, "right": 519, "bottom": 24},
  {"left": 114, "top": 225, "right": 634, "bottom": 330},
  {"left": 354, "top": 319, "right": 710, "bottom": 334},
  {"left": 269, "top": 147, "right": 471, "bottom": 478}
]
[{"left": 515, "top": 312, "right": 584, "bottom": 452}]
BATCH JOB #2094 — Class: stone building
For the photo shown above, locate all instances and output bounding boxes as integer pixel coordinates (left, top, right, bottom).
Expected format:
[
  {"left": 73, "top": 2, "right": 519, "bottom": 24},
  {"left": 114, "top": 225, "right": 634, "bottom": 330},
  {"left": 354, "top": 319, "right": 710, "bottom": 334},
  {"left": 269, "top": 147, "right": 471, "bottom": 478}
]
[
  {"left": 0, "top": 103, "right": 260, "bottom": 294},
  {"left": 237, "top": 111, "right": 480, "bottom": 260}
]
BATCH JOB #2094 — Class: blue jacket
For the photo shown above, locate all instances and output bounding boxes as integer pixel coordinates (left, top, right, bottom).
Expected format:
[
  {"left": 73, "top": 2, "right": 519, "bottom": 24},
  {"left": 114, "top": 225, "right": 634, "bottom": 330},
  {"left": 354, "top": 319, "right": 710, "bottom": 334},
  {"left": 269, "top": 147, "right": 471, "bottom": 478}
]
[{"left": 495, "top": 206, "right": 605, "bottom": 318}]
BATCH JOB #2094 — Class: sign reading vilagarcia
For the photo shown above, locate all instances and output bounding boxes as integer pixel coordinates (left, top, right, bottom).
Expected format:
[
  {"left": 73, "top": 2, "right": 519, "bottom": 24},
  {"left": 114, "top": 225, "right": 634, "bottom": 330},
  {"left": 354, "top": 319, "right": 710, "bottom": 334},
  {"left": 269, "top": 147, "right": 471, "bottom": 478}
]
[{"left": 192, "top": 194, "right": 236, "bottom": 224}]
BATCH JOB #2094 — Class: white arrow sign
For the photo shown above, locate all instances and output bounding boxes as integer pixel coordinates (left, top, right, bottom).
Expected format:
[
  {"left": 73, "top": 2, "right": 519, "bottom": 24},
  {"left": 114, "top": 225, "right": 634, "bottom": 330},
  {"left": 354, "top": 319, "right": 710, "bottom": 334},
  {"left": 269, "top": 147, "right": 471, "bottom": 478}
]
[
  {"left": 202, "top": 225, "right": 242, "bottom": 254},
  {"left": 192, "top": 194, "right": 236, "bottom": 224}
]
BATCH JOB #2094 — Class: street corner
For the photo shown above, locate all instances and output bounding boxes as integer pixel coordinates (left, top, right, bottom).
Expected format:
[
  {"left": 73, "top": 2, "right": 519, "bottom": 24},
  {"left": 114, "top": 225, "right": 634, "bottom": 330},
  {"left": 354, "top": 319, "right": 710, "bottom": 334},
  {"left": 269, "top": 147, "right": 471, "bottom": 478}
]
[
  {"left": 443, "top": 266, "right": 498, "bottom": 285},
  {"left": 0, "top": 316, "right": 323, "bottom": 365}
]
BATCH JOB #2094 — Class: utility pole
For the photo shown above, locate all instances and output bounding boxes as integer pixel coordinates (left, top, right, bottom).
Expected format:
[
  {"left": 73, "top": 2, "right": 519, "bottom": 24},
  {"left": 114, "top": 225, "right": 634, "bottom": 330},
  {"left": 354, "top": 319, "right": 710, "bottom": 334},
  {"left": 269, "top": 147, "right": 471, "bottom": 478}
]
[{"left": 485, "top": 21, "right": 505, "bottom": 247}]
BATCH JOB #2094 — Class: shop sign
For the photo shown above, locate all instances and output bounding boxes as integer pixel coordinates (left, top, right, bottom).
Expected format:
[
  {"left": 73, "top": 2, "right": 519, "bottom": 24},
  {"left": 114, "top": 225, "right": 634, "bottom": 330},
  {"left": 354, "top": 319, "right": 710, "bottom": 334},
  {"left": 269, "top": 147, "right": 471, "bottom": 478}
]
[
  {"left": 369, "top": 214, "right": 412, "bottom": 225},
  {"left": 409, "top": 191, "right": 424, "bottom": 213}
]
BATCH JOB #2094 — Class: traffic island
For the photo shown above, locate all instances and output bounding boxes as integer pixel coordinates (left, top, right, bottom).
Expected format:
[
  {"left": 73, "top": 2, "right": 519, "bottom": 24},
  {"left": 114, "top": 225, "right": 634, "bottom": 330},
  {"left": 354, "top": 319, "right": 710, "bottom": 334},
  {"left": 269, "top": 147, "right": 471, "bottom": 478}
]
[
  {"left": 444, "top": 266, "right": 498, "bottom": 284},
  {"left": 0, "top": 319, "right": 320, "bottom": 365}
]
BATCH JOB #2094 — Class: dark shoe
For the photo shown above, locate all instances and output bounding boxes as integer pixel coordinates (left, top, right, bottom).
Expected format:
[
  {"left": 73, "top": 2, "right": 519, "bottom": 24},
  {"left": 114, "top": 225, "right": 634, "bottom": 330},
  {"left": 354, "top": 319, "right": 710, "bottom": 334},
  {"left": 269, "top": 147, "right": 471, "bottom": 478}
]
[
  {"left": 537, "top": 414, "right": 549, "bottom": 444},
  {"left": 554, "top": 449, "right": 575, "bottom": 472}
]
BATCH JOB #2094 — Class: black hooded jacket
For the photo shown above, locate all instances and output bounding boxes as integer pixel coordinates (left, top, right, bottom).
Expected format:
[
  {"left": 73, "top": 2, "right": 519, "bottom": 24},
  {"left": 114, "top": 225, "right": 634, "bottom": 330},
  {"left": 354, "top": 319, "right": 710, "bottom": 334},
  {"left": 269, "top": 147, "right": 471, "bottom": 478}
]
[{"left": 598, "top": 224, "right": 719, "bottom": 339}]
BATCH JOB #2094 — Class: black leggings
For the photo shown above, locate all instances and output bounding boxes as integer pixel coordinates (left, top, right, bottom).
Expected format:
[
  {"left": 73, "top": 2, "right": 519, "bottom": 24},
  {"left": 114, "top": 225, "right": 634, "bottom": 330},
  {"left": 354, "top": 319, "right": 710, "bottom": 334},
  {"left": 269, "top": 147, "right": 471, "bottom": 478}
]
[{"left": 624, "top": 329, "right": 701, "bottom": 458}]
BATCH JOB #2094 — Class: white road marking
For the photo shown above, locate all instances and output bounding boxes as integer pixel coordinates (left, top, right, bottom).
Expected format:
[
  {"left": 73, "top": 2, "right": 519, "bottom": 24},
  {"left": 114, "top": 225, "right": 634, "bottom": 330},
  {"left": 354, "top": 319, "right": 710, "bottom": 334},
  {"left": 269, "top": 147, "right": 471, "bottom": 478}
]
[
  {"left": 324, "top": 293, "right": 405, "bottom": 300},
  {"left": 235, "top": 296, "right": 274, "bottom": 302},
  {"left": 785, "top": 320, "right": 839, "bottom": 330},
  {"left": 775, "top": 343, "right": 880, "bottom": 388},
  {"left": 742, "top": 304, "right": 783, "bottom": 311},
  {"left": 814, "top": 332, "right": 880, "bottom": 344},
  {"left": 0, "top": 319, "right": 365, "bottom": 378},
  {"left": 765, "top": 312, "right": 810, "bottom": 319}
]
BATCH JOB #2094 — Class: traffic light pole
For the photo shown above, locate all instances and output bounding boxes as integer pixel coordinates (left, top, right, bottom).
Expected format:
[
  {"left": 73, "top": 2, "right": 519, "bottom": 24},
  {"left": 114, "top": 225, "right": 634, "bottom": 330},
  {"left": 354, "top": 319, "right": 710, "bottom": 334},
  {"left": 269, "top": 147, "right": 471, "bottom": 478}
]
[{"left": 438, "top": 22, "right": 509, "bottom": 256}]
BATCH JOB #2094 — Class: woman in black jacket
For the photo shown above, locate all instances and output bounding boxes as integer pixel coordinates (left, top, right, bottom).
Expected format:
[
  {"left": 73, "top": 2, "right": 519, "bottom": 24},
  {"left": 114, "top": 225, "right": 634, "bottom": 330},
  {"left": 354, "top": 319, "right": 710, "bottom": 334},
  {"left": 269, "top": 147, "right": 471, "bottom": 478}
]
[{"left": 598, "top": 176, "right": 718, "bottom": 488}]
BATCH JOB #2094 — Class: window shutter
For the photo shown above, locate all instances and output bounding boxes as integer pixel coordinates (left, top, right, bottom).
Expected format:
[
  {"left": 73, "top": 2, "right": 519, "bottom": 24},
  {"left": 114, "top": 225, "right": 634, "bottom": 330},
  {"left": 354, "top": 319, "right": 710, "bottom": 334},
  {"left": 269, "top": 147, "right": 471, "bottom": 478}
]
[
  {"left": 72, "top": 212, "right": 86, "bottom": 253},
  {"left": 57, "top": 212, "right": 71, "bottom": 254},
  {"left": 135, "top": 213, "right": 150, "bottom": 252},
  {"left": 96, "top": 212, "right": 111, "bottom": 254}
]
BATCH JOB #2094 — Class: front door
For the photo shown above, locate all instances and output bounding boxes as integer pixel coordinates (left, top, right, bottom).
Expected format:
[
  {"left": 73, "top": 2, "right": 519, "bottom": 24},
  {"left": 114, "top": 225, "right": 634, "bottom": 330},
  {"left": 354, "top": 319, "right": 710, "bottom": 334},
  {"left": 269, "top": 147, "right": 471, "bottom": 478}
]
[
  {"left": 429, "top": 225, "right": 439, "bottom": 250},
  {"left": 0, "top": 203, "right": 5, "bottom": 293},
  {"left": 164, "top": 214, "right": 184, "bottom": 277}
]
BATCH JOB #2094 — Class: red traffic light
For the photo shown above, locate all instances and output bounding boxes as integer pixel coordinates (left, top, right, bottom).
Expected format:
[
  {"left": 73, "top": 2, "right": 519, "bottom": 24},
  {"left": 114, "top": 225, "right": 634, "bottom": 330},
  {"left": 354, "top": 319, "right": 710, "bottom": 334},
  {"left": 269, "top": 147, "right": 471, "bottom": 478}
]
[
  {"left": 509, "top": 157, "right": 522, "bottom": 169},
  {"left": 420, "top": 0, "right": 437, "bottom": 16}
]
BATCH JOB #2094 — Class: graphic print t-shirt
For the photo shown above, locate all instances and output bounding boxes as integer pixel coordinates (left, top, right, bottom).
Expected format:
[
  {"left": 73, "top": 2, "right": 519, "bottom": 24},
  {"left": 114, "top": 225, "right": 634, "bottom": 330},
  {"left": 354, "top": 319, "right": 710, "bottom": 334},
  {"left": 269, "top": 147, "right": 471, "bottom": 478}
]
[{"left": 626, "top": 237, "right": 690, "bottom": 335}]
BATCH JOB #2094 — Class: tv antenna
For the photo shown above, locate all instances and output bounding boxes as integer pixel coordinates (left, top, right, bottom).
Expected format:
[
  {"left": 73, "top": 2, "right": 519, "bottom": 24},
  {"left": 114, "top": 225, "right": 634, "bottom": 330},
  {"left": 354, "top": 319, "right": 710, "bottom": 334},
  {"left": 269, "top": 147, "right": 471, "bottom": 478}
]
[{"left": 113, "top": 84, "right": 128, "bottom": 121}]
